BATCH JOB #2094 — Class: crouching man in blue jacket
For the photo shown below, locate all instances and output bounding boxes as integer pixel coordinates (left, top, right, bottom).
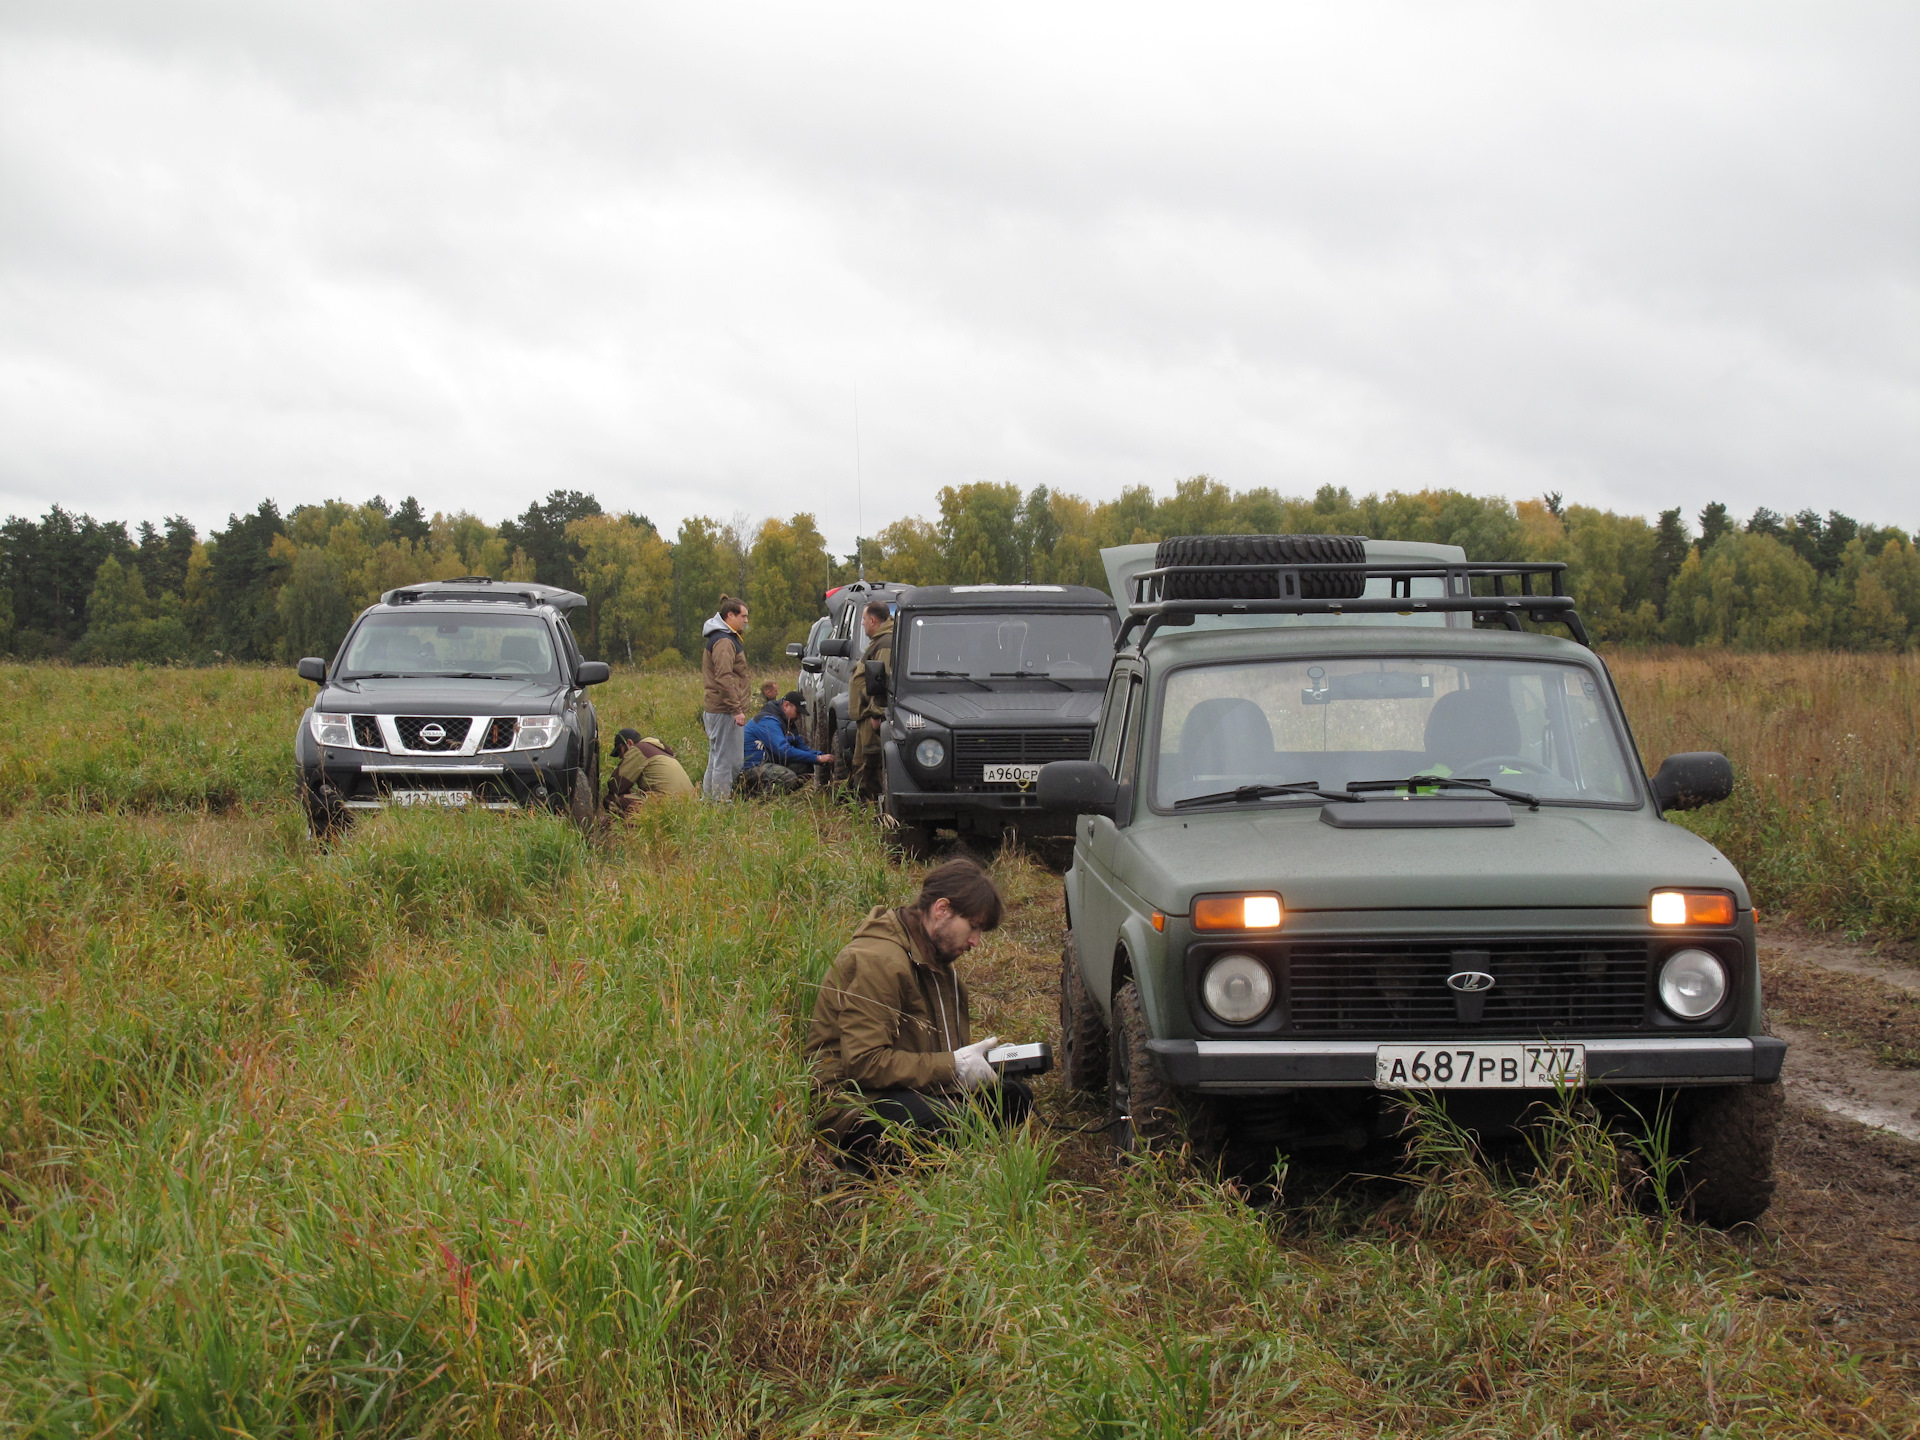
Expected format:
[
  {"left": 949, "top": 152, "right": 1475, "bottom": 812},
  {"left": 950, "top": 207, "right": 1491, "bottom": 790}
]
[{"left": 740, "top": 689, "right": 830, "bottom": 796}]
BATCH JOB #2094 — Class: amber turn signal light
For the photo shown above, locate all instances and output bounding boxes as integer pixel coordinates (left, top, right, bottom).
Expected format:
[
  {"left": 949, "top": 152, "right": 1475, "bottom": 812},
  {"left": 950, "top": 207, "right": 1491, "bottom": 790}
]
[
  {"left": 1192, "top": 894, "right": 1285, "bottom": 931},
  {"left": 1649, "top": 889, "right": 1736, "bottom": 926}
]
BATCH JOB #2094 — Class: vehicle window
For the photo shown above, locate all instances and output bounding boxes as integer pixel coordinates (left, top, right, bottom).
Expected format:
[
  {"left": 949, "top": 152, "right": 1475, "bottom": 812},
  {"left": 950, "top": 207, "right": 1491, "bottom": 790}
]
[
  {"left": 903, "top": 612, "right": 1113, "bottom": 680},
  {"left": 1117, "top": 676, "right": 1146, "bottom": 784},
  {"left": 1152, "top": 656, "right": 1637, "bottom": 808},
  {"left": 806, "top": 617, "right": 828, "bottom": 654},
  {"left": 338, "top": 612, "right": 560, "bottom": 680},
  {"left": 1094, "top": 669, "right": 1133, "bottom": 771}
]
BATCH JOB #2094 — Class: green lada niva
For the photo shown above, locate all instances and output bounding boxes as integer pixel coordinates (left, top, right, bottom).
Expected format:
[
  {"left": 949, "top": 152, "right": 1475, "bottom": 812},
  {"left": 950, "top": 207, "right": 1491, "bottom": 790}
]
[{"left": 1038, "top": 534, "right": 1784, "bottom": 1226}]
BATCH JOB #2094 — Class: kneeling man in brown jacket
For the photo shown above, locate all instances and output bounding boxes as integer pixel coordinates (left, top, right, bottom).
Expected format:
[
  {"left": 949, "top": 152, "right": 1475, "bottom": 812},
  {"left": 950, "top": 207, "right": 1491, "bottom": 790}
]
[{"left": 807, "top": 858, "right": 1032, "bottom": 1173}]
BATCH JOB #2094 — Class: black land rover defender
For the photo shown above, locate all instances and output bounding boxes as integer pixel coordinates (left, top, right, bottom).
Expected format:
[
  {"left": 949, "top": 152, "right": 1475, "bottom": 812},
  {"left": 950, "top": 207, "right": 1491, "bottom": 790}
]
[
  {"left": 294, "top": 578, "right": 609, "bottom": 835},
  {"left": 880, "top": 583, "right": 1120, "bottom": 849}
]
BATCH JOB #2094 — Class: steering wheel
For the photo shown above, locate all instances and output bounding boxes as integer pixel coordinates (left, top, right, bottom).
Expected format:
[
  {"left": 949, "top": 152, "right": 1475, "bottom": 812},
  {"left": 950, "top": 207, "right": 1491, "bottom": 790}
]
[{"left": 1452, "top": 755, "right": 1555, "bottom": 780}]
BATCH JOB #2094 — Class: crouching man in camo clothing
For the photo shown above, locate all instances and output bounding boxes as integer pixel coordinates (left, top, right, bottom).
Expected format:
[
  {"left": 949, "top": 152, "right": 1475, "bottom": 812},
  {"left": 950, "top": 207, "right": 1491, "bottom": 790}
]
[{"left": 806, "top": 858, "right": 1032, "bottom": 1174}]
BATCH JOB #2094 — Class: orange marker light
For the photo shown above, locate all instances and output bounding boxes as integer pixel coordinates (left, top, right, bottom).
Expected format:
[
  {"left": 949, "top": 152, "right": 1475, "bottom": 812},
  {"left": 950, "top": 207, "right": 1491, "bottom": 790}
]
[
  {"left": 1150, "top": 912, "right": 1166, "bottom": 932},
  {"left": 1650, "top": 889, "right": 1736, "bottom": 926},
  {"left": 1192, "top": 894, "right": 1285, "bottom": 931}
]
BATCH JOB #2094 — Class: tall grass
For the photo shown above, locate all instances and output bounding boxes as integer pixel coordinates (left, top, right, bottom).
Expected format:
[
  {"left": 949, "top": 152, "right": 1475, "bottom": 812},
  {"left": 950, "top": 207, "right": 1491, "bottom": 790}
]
[
  {"left": 0, "top": 665, "right": 1914, "bottom": 1433},
  {"left": 1612, "top": 649, "right": 1920, "bottom": 938}
]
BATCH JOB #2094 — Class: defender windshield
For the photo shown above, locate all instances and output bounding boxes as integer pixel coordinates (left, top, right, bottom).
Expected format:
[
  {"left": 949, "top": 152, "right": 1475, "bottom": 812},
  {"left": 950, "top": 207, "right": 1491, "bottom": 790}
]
[
  {"left": 903, "top": 611, "right": 1114, "bottom": 681},
  {"left": 1154, "top": 656, "right": 1638, "bottom": 808},
  {"left": 338, "top": 612, "right": 559, "bottom": 680}
]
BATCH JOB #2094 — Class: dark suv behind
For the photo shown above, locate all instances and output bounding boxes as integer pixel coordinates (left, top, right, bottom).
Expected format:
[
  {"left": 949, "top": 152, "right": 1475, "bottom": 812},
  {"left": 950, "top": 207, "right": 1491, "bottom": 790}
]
[{"left": 294, "top": 578, "right": 609, "bottom": 834}]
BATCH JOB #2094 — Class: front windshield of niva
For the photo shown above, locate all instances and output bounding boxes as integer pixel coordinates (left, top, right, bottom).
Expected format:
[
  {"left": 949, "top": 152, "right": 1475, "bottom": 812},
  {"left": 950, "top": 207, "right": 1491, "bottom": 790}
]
[
  {"left": 904, "top": 611, "right": 1113, "bottom": 680},
  {"left": 1153, "top": 657, "right": 1639, "bottom": 808},
  {"left": 338, "top": 612, "right": 559, "bottom": 680}
]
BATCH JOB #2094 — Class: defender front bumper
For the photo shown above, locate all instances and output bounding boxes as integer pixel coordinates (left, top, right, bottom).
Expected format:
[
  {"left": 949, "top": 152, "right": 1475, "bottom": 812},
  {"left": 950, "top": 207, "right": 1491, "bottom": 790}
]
[{"left": 1148, "top": 1036, "right": 1788, "bottom": 1090}]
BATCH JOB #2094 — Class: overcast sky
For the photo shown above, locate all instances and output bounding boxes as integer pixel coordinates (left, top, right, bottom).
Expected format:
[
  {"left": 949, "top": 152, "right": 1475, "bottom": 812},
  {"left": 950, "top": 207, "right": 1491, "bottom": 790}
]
[{"left": 1, "top": 1, "right": 1914, "bottom": 553}]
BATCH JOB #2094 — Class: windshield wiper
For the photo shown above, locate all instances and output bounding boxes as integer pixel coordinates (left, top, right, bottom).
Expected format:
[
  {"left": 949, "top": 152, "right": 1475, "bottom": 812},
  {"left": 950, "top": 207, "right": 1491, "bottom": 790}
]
[
  {"left": 911, "top": 670, "right": 990, "bottom": 689},
  {"left": 1347, "top": 775, "right": 1540, "bottom": 810},
  {"left": 1175, "top": 780, "right": 1360, "bottom": 810},
  {"left": 988, "top": 671, "right": 1071, "bottom": 690},
  {"left": 448, "top": 672, "right": 517, "bottom": 680}
]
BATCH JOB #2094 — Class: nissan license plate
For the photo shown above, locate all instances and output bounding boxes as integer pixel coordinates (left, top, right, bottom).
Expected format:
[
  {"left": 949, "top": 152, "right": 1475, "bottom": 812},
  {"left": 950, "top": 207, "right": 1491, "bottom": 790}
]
[
  {"left": 1374, "top": 1043, "right": 1585, "bottom": 1090},
  {"left": 983, "top": 764, "right": 1043, "bottom": 785},
  {"left": 392, "top": 790, "right": 471, "bottom": 808}
]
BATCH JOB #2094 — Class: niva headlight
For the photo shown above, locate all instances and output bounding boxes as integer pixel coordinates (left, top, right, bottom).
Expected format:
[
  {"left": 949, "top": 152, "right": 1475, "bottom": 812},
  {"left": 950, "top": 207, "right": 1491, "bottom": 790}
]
[
  {"left": 1658, "top": 948, "right": 1728, "bottom": 1019},
  {"left": 913, "top": 737, "right": 946, "bottom": 770},
  {"left": 1201, "top": 953, "right": 1274, "bottom": 1025}
]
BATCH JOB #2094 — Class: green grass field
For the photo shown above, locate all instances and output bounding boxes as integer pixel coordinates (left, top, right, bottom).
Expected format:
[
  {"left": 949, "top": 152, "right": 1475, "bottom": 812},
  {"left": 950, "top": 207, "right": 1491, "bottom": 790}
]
[{"left": 1, "top": 663, "right": 1915, "bottom": 1436}]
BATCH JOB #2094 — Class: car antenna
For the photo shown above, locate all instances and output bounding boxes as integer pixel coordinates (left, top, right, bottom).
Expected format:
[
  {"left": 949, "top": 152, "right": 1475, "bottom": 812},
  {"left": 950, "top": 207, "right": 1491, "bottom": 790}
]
[{"left": 853, "top": 386, "right": 865, "bottom": 581}]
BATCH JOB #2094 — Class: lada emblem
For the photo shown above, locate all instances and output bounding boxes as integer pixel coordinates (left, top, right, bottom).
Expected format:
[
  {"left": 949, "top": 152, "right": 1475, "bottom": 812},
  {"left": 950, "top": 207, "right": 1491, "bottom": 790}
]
[
  {"left": 1446, "top": 971, "right": 1495, "bottom": 993},
  {"left": 419, "top": 722, "right": 447, "bottom": 746}
]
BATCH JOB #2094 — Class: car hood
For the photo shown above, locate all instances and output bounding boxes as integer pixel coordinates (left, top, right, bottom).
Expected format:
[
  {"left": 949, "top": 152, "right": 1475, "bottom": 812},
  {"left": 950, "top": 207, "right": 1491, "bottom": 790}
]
[
  {"left": 894, "top": 688, "right": 1103, "bottom": 727},
  {"left": 1118, "top": 804, "right": 1748, "bottom": 914},
  {"left": 315, "top": 677, "right": 567, "bottom": 714}
]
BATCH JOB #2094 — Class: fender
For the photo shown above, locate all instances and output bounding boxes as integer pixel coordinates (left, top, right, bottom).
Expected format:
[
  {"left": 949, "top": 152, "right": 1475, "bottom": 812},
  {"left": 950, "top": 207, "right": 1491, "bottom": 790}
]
[{"left": 1111, "top": 908, "right": 1172, "bottom": 1034}]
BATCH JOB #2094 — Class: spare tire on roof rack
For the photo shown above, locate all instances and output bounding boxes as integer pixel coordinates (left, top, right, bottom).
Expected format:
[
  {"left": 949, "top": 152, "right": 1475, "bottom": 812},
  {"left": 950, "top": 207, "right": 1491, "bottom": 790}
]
[{"left": 1151, "top": 534, "right": 1369, "bottom": 601}]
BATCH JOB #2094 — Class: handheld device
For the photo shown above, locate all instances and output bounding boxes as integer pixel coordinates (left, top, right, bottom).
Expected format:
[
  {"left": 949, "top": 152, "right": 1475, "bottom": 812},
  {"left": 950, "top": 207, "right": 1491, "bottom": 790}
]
[{"left": 986, "top": 1041, "right": 1053, "bottom": 1076}]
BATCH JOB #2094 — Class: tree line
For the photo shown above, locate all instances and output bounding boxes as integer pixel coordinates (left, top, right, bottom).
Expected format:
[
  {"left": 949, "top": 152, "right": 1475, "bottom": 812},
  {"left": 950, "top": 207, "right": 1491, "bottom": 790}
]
[{"left": 1, "top": 480, "right": 1915, "bottom": 666}]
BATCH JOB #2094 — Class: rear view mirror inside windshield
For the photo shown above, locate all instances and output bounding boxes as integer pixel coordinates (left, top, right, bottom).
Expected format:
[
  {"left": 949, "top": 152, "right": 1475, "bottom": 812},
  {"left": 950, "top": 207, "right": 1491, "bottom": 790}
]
[{"left": 1302, "top": 671, "right": 1433, "bottom": 705}]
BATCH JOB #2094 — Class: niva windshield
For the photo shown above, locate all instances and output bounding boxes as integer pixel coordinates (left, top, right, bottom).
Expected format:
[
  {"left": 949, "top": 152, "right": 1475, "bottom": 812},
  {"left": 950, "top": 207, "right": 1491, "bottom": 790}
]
[
  {"left": 338, "top": 612, "right": 559, "bottom": 680},
  {"left": 904, "top": 612, "right": 1113, "bottom": 680},
  {"left": 1154, "top": 657, "right": 1638, "bottom": 808}
]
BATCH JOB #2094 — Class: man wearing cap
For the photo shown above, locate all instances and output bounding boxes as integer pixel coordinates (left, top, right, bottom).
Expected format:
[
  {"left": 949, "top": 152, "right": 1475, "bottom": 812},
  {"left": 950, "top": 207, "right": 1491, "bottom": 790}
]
[
  {"left": 740, "top": 689, "right": 830, "bottom": 796},
  {"left": 605, "top": 728, "right": 696, "bottom": 814}
]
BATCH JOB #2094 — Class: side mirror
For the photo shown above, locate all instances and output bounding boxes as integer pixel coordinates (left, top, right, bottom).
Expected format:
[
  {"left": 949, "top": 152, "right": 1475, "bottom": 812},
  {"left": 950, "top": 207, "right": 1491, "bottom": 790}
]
[
  {"left": 786, "top": 642, "right": 804, "bottom": 658},
  {"left": 863, "top": 658, "right": 889, "bottom": 701},
  {"left": 801, "top": 657, "right": 824, "bottom": 673},
  {"left": 818, "top": 638, "right": 852, "bottom": 659},
  {"left": 297, "top": 657, "right": 327, "bottom": 683},
  {"left": 1038, "top": 760, "right": 1121, "bottom": 818},
  {"left": 576, "top": 661, "right": 611, "bottom": 686},
  {"left": 1650, "top": 751, "right": 1733, "bottom": 811}
]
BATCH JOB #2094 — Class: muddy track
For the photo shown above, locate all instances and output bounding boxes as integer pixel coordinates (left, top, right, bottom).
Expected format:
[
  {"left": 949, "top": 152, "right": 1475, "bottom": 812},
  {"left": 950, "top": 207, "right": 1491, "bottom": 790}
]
[{"left": 1755, "top": 927, "right": 1920, "bottom": 1362}]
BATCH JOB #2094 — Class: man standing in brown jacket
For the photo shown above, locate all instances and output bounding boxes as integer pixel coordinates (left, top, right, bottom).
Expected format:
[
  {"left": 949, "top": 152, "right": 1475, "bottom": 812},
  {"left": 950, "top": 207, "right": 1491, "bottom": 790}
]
[
  {"left": 700, "top": 596, "right": 752, "bottom": 800},
  {"left": 807, "top": 858, "right": 1032, "bottom": 1173}
]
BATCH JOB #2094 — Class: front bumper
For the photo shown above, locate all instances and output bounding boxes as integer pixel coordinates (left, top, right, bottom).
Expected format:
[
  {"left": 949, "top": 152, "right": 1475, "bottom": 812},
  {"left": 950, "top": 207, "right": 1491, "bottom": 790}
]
[
  {"left": 301, "top": 754, "right": 572, "bottom": 812},
  {"left": 1148, "top": 1035, "right": 1788, "bottom": 1090},
  {"left": 883, "top": 746, "right": 1077, "bottom": 836}
]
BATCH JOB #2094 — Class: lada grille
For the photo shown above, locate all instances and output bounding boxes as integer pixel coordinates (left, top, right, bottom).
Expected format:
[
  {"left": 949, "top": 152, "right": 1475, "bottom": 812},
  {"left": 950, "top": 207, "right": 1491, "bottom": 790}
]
[
  {"left": 351, "top": 716, "right": 384, "bottom": 749},
  {"left": 480, "top": 717, "right": 516, "bottom": 750},
  {"left": 395, "top": 716, "right": 473, "bottom": 752},
  {"left": 952, "top": 729, "right": 1094, "bottom": 785},
  {"left": 1283, "top": 941, "right": 1651, "bottom": 1036}
]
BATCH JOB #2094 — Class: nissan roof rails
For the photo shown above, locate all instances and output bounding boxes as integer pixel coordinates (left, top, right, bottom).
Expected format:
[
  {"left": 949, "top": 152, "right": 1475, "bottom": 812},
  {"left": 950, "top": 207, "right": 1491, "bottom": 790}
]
[{"left": 380, "top": 577, "right": 588, "bottom": 612}]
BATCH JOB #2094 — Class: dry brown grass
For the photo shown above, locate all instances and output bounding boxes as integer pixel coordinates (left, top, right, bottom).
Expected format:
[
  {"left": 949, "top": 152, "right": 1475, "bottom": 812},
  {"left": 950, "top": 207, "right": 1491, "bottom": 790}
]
[{"left": 1609, "top": 649, "right": 1920, "bottom": 938}]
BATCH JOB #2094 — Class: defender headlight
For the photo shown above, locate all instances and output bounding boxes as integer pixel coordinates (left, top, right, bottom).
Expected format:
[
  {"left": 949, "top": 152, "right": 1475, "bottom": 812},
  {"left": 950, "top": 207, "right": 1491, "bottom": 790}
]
[
  {"left": 310, "top": 713, "right": 355, "bottom": 748},
  {"left": 1658, "top": 948, "right": 1728, "bottom": 1019},
  {"left": 1202, "top": 953, "right": 1274, "bottom": 1025},
  {"left": 513, "top": 716, "right": 562, "bottom": 750},
  {"left": 913, "top": 738, "right": 946, "bottom": 769}
]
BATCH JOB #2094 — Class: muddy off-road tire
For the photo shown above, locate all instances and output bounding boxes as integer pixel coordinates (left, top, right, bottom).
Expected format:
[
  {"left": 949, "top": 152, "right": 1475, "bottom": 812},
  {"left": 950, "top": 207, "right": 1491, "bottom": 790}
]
[
  {"left": 568, "top": 767, "right": 596, "bottom": 832},
  {"left": 1059, "top": 936, "right": 1109, "bottom": 1094},
  {"left": 1152, "top": 534, "right": 1369, "bottom": 602},
  {"left": 1675, "top": 1082, "right": 1784, "bottom": 1227},
  {"left": 1109, "top": 981, "right": 1219, "bottom": 1162}
]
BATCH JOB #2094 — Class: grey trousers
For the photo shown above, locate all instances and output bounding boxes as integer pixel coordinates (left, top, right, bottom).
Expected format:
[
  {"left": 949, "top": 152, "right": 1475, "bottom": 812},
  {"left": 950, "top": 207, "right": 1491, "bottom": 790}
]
[{"left": 702, "top": 711, "right": 743, "bottom": 800}]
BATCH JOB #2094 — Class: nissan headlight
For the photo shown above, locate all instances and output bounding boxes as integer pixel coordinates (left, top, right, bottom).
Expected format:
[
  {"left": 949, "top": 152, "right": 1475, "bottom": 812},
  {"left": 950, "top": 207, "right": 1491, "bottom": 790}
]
[
  {"left": 310, "top": 713, "right": 355, "bottom": 748},
  {"left": 1201, "top": 953, "right": 1274, "bottom": 1025},
  {"left": 913, "top": 738, "right": 946, "bottom": 769},
  {"left": 1658, "top": 948, "right": 1728, "bottom": 1020},
  {"left": 513, "top": 716, "right": 562, "bottom": 750}
]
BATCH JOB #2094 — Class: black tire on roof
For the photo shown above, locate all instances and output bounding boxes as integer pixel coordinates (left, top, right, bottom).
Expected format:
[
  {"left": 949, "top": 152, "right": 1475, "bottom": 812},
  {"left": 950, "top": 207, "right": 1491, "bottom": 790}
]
[{"left": 1152, "top": 534, "right": 1369, "bottom": 601}]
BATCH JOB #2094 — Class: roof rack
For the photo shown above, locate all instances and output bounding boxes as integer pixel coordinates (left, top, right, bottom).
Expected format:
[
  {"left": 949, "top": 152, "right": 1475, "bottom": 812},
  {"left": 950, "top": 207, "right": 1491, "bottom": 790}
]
[
  {"left": 381, "top": 578, "right": 588, "bottom": 612},
  {"left": 1117, "top": 559, "right": 1590, "bottom": 650}
]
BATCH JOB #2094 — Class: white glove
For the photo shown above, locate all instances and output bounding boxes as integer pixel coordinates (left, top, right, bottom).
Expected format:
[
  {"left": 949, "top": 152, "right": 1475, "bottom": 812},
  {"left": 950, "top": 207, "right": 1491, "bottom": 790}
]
[{"left": 951, "top": 1035, "right": 1002, "bottom": 1092}]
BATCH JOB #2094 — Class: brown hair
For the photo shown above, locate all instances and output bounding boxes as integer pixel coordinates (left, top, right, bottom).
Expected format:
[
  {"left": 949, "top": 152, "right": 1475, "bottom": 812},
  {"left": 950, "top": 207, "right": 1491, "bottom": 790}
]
[
  {"left": 864, "top": 599, "right": 890, "bottom": 622},
  {"left": 718, "top": 595, "right": 747, "bottom": 618},
  {"left": 912, "top": 858, "right": 1002, "bottom": 930}
]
